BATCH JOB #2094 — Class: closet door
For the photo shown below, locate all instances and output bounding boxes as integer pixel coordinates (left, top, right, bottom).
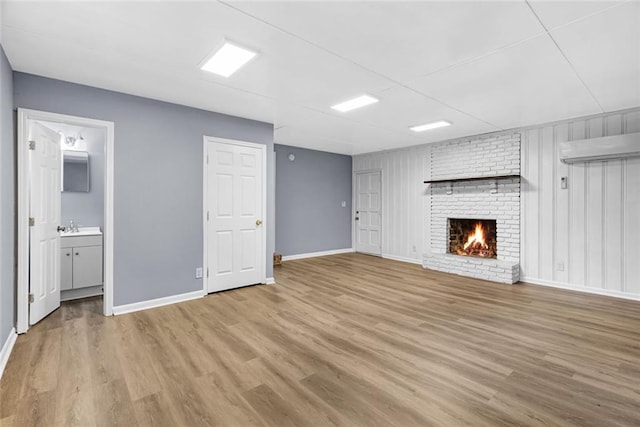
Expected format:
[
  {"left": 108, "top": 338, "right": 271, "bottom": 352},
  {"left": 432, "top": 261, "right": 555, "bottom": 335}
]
[{"left": 205, "top": 137, "right": 266, "bottom": 293}]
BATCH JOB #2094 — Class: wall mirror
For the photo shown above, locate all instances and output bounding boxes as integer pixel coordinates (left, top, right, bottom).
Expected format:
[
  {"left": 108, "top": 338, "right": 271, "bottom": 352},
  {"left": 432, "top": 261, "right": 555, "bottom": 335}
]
[{"left": 62, "top": 150, "right": 90, "bottom": 192}]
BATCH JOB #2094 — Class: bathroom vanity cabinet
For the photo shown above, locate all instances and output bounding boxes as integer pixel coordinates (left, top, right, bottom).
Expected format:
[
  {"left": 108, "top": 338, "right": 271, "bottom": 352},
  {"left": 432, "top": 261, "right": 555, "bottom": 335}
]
[{"left": 60, "top": 234, "right": 103, "bottom": 290}]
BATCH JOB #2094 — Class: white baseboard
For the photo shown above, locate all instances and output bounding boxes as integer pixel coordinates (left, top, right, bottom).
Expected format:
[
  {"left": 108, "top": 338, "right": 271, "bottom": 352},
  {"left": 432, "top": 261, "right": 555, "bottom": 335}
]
[
  {"left": 265, "top": 277, "right": 276, "bottom": 285},
  {"left": 522, "top": 277, "right": 640, "bottom": 302},
  {"left": 282, "top": 248, "right": 354, "bottom": 261},
  {"left": 112, "top": 289, "right": 205, "bottom": 316},
  {"left": 382, "top": 253, "right": 423, "bottom": 265},
  {"left": 0, "top": 327, "right": 17, "bottom": 380}
]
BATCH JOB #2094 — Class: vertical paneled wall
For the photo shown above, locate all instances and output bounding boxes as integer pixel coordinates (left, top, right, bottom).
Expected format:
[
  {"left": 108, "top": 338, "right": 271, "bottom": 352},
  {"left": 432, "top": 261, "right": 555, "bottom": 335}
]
[
  {"left": 353, "top": 146, "right": 431, "bottom": 263},
  {"left": 355, "top": 107, "right": 640, "bottom": 299},
  {"left": 521, "top": 108, "right": 640, "bottom": 297}
]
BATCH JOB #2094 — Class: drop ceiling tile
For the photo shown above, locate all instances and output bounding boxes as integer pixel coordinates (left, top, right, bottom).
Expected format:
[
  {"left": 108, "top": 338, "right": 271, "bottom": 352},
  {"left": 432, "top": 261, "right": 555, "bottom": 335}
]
[
  {"left": 351, "top": 85, "right": 499, "bottom": 141},
  {"left": 407, "top": 34, "right": 602, "bottom": 130},
  {"left": 275, "top": 127, "right": 356, "bottom": 155},
  {"left": 274, "top": 103, "right": 420, "bottom": 154},
  {"left": 3, "top": 2, "right": 218, "bottom": 69},
  {"left": 213, "top": 31, "right": 395, "bottom": 111},
  {"left": 231, "top": 1, "right": 545, "bottom": 82},
  {"left": 4, "top": 1, "right": 396, "bottom": 117},
  {"left": 3, "top": 27, "right": 277, "bottom": 124},
  {"left": 549, "top": 1, "right": 640, "bottom": 111},
  {"left": 528, "top": 0, "right": 626, "bottom": 30}
]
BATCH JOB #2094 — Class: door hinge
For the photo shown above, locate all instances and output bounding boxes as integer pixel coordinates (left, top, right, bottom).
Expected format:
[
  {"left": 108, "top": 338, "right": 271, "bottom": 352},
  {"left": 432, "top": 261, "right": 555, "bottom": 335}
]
[
  {"left": 28, "top": 217, "right": 35, "bottom": 226},
  {"left": 28, "top": 140, "right": 36, "bottom": 150},
  {"left": 207, "top": 268, "right": 209, "bottom": 278},
  {"left": 29, "top": 293, "right": 34, "bottom": 303},
  {"left": 207, "top": 211, "right": 210, "bottom": 221},
  {"left": 207, "top": 155, "right": 209, "bottom": 164}
]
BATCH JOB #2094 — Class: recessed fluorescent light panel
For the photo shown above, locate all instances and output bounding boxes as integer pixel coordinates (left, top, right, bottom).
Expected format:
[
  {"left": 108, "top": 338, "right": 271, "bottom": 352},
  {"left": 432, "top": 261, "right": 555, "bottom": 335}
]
[
  {"left": 331, "top": 95, "right": 379, "bottom": 112},
  {"left": 201, "top": 41, "right": 258, "bottom": 77},
  {"left": 410, "top": 120, "right": 452, "bottom": 132}
]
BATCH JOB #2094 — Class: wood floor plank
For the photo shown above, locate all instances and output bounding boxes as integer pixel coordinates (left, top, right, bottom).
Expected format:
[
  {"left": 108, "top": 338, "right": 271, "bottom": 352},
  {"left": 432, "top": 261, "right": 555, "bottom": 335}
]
[
  {"left": 1, "top": 254, "right": 640, "bottom": 426},
  {"left": 93, "top": 379, "right": 137, "bottom": 427},
  {"left": 243, "top": 383, "right": 307, "bottom": 427},
  {"left": 54, "top": 317, "right": 96, "bottom": 426},
  {"left": 132, "top": 392, "right": 180, "bottom": 427}
]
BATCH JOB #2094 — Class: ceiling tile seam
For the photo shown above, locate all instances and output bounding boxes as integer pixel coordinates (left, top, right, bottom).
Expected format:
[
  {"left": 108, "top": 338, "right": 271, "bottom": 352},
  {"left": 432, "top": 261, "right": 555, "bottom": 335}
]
[
  {"left": 405, "top": 33, "right": 549, "bottom": 84},
  {"left": 202, "top": 77, "right": 427, "bottom": 143},
  {"left": 541, "top": 0, "right": 632, "bottom": 34},
  {"left": 524, "top": 0, "right": 605, "bottom": 113},
  {"left": 273, "top": 98, "right": 429, "bottom": 144},
  {"left": 384, "top": 84, "right": 503, "bottom": 131},
  {"left": 274, "top": 132, "right": 357, "bottom": 151},
  {"left": 217, "top": 0, "right": 499, "bottom": 132},
  {"left": 406, "top": 0, "right": 630, "bottom": 84}
]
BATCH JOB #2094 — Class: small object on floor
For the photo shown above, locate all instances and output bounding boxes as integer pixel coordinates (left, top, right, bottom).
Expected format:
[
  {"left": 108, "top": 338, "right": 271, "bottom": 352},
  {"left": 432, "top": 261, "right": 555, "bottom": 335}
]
[{"left": 273, "top": 253, "right": 282, "bottom": 267}]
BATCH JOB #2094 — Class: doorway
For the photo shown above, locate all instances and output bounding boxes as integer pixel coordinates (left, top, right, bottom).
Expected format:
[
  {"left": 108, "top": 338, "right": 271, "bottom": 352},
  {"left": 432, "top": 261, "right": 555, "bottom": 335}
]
[
  {"left": 203, "top": 136, "right": 266, "bottom": 293},
  {"left": 17, "top": 109, "right": 115, "bottom": 333},
  {"left": 355, "top": 170, "right": 382, "bottom": 256}
]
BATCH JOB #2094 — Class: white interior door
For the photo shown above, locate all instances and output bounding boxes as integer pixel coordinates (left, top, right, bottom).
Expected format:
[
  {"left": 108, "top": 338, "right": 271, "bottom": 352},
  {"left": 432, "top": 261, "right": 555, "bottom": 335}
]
[
  {"left": 206, "top": 138, "right": 265, "bottom": 293},
  {"left": 29, "top": 121, "right": 62, "bottom": 324},
  {"left": 356, "top": 171, "right": 382, "bottom": 255}
]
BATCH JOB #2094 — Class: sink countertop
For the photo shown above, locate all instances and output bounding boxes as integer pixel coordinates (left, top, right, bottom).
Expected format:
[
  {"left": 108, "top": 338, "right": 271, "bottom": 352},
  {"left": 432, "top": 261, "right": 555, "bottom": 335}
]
[{"left": 60, "top": 226, "right": 102, "bottom": 237}]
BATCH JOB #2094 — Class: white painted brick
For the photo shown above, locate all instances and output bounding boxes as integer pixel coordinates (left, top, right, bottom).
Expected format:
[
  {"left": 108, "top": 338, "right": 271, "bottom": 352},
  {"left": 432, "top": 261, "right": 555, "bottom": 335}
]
[{"left": 427, "top": 133, "right": 521, "bottom": 283}]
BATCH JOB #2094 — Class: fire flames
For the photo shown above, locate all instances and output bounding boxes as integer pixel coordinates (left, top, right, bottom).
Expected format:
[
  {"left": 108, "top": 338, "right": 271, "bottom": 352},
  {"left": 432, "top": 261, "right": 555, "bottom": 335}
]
[
  {"left": 464, "top": 222, "right": 488, "bottom": 251},
  {"left": 456, "top": 222, "right": 495, "bottom": 257}
]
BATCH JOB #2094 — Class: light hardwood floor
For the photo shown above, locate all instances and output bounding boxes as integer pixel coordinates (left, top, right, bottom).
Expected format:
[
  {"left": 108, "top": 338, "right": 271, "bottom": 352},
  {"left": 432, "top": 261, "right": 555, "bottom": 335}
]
[{"left": 2, "top": 253, "right": 640, "bottom": 426}]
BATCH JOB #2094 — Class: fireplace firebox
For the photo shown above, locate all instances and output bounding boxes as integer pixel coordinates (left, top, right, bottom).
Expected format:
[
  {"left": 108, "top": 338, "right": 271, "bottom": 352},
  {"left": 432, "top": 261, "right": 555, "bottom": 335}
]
[{"left": 448, "top": 218, "right": 497, "bottom": 258}]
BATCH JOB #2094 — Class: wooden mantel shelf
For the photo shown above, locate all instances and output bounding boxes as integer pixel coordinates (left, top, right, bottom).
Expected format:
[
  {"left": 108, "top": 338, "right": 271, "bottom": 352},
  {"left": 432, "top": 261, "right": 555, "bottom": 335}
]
[{"left": 423, "top": 174, "right": 521, "bottom": 184}]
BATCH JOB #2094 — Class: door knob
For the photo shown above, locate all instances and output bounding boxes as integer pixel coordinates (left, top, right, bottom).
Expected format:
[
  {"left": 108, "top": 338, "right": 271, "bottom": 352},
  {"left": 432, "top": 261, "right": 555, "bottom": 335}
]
[
  {"left": 57, "top": 226, "right": 66, "bottom": 232},
  {"left": 256, "top": 219, "right": 263, "bottom": 226}
]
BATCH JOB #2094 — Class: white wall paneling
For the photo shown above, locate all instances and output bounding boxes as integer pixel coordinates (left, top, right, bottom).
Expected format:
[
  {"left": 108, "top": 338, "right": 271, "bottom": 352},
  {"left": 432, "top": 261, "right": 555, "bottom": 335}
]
[
  {"left": 355, "top": 107, "right": 640, "bottom": 299},
  {"left": 353, "top": 146, "right": 431, "bottom": 263},
  {"left": 521, "top": 108, "right": 640, "bottom": 297}
]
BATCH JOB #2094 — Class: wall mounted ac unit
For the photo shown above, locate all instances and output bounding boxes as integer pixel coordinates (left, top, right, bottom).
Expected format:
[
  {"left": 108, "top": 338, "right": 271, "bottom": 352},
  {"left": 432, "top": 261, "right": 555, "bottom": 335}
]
[{"left": 559, "top": 132, "right": 640, "bottom": 164}]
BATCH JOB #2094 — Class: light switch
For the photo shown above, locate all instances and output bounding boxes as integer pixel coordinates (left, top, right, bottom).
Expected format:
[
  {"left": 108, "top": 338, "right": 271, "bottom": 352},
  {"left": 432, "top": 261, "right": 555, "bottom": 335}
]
[
  {"left": 341, "top": 201, "right": 347, "bottom": 207},
  {"left": 561, "top": 176, "right": 568, "bottom": 189}
]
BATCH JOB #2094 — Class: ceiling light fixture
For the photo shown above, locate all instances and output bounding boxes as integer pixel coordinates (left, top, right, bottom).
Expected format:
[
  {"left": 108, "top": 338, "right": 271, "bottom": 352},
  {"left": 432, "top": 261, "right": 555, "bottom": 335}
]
[
  {"left": 201, "top": 40, "right": 258, "bottom": 78},
  {"left": 409, "top": 120, "right": 452, "bottom": 132},
  {"left": 331, "top": 95, "right": 379, "bottom": 113}
]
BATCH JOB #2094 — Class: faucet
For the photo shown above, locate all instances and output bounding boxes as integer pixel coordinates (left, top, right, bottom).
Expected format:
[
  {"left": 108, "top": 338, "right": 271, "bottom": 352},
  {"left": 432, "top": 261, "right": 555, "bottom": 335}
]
[{"left": 68, "top": 220, "right": 78, "bottom": 233}]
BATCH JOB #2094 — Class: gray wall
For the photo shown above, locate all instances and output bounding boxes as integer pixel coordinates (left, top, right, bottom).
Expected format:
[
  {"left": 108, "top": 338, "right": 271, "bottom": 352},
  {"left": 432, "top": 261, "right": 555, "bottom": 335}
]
[
  {"left": 0, "top": 46, "right": 14, "bottom": 342},
  {"left": 14, "top": 73, "right": 274, "bottom": 306},
  {"left": 275, "top": 144, "right": 352, "bottom": 256},
  {"left": 60, "top": 127, "right": 105, "bottom": 230}
]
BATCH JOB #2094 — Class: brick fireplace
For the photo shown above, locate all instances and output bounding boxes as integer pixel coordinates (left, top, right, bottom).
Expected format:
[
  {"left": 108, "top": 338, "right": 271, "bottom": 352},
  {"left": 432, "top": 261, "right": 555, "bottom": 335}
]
[{"left": 423, "top": 133, "right": 521, "bottom": 284}]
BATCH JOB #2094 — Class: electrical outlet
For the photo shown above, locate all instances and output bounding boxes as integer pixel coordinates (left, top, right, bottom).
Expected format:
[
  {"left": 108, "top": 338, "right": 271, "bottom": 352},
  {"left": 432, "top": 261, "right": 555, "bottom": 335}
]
[
  {"left": 195, "top": 267, "right": 203, "bottom": 279},
  {"left": 557, "top": 262, "right": 564, "bottom": 272},
  {"left": 412, "top": 245, "right": 417, "bottom": 252},
  {"left": 341, "top": 201, "right": 347, "bottom": 207}
]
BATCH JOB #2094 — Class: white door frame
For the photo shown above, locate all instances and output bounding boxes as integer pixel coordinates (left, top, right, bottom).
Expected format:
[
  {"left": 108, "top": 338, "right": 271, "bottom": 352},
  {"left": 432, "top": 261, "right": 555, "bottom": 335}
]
[
  {"left": 202, "top": 136, "right": 267, "bottom": 294},
  {"left": 353, "top": 169, "right": 383, "bottom": 255},
  {"left": 17, "top": 108, "right": 115, "bottom": 333}
]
